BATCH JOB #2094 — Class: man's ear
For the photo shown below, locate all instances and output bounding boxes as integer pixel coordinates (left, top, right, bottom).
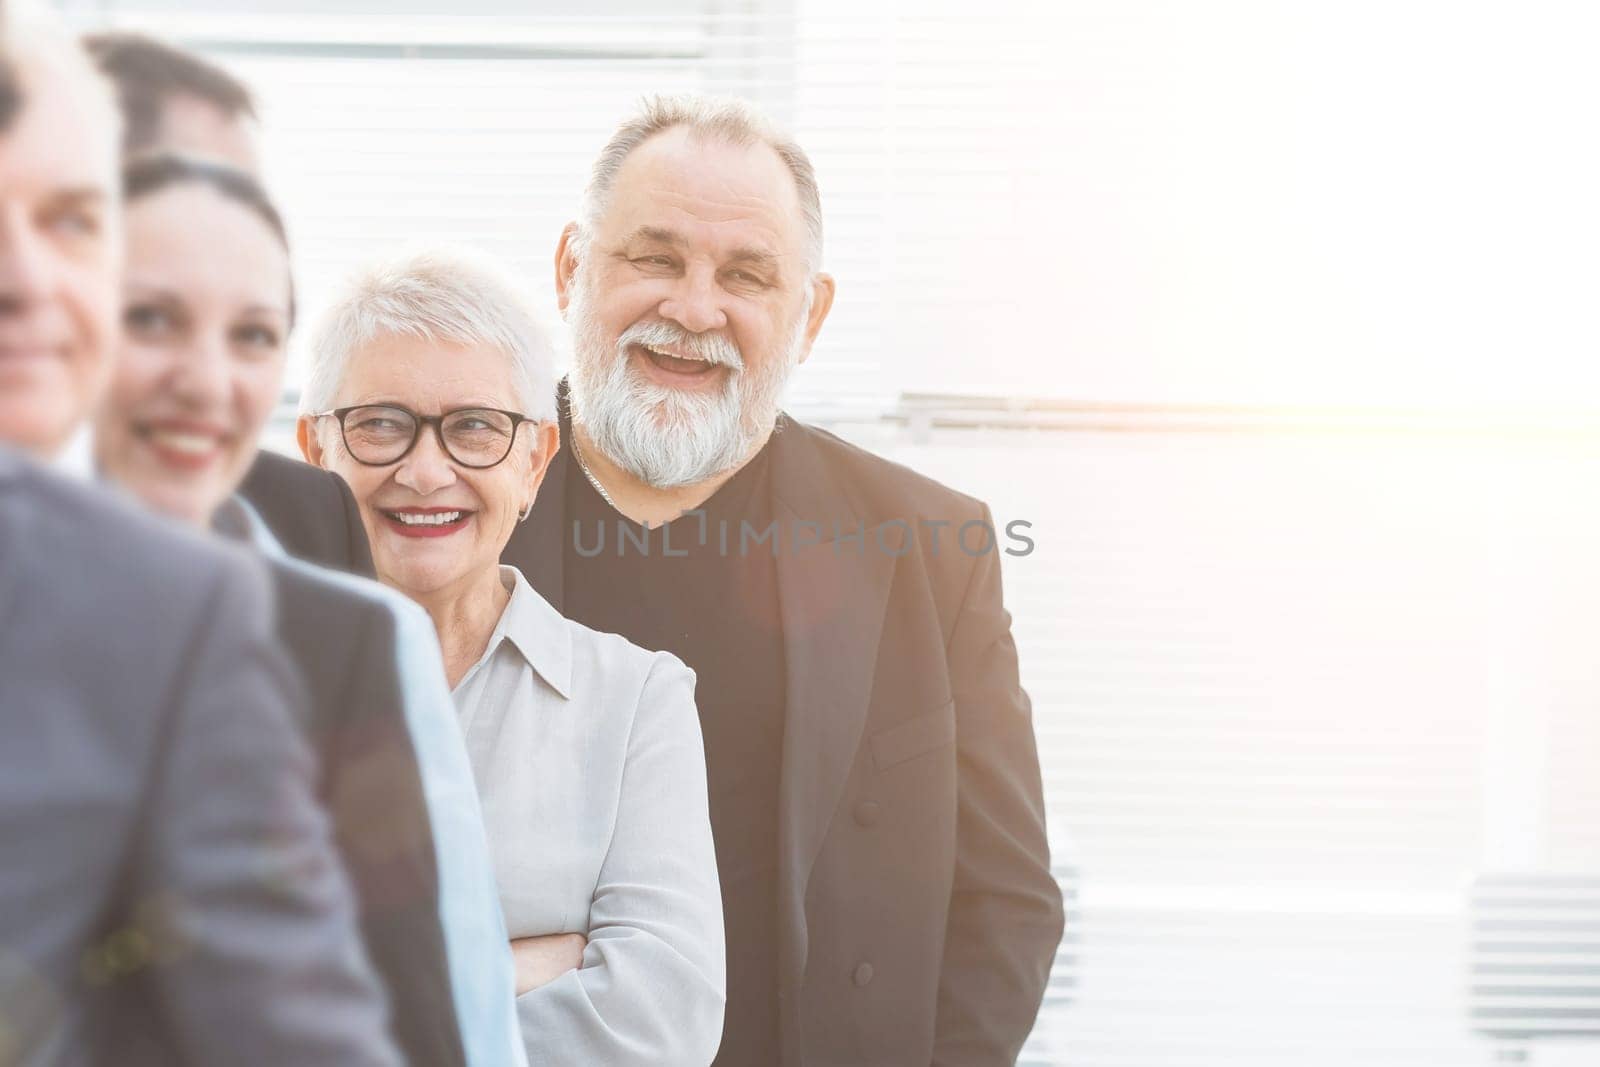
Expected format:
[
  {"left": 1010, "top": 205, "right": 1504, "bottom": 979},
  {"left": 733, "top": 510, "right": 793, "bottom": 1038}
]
[
  {"left": 554, "top": 222, "right": 582, "bottom": 317},
  {"left": 297, "top": 416, "right": 324, "bottom": 466},
  {"left": 796, "top": 272, "right": 837, "bottom": 366}
]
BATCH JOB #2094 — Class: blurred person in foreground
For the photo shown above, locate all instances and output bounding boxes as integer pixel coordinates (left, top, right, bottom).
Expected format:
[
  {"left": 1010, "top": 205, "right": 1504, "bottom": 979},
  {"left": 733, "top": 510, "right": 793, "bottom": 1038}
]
[
  {"left": 91, "top": 152, "right": 529, "bottom": 1067},
  {"left": 0, "top": 8, "right": 398, "bottom": 1065},
  {"left": 500, "top": 94, "right": 1064, "bottom": 1065},
  {"left": 86, "top": 29, "right": 375, "bottom": 575},
  {"left": 300, "top": 248, "right": 726, "bottom": 1065}
]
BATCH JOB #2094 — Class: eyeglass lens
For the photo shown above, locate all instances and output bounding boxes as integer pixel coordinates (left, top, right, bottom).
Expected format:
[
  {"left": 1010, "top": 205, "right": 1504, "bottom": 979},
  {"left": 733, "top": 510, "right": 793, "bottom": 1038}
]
[{"left": 342, "top": 405, "right": 517, "bottom": 467}]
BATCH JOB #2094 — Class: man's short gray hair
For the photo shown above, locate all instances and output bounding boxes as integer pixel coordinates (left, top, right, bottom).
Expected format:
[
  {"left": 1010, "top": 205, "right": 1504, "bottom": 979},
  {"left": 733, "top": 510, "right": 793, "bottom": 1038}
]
[
  {"left": 302, "top": 247, "right": 558, "bottom": 422},
  {"left": 578, "top": 93, "right": 824, "bottom": 271}
]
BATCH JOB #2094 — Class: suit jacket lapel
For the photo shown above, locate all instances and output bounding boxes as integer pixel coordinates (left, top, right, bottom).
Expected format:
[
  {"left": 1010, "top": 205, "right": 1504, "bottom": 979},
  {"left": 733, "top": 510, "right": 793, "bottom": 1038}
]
[
  {"left": 519, "top": 426, "right": 571, "bottom": 613},
  {"left": 769, "top": 419, "right": 898, "bottom": 1000},
  {"left": 516, "top": 379, "right": 580, "bottom": 612}
]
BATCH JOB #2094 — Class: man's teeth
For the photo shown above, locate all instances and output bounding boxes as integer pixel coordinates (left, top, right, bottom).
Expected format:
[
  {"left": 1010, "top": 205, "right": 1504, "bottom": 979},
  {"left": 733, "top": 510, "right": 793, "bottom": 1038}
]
[
  {"left": 149, "top": 429, "right": 219, "bottom": 455},
  {"left": 393, "top": 511, "right": 464, "bottom": 526},
  {"left": 643, "top": 344, "right": 707, "bottom": 363}
]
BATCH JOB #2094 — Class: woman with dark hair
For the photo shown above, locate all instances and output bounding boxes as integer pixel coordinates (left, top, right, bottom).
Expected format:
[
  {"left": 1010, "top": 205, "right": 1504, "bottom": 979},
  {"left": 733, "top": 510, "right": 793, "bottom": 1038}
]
[
  {"left": 95, "top": 153, "right": 292, "bottom": 520},
  {"left": 91, "top": 154, "right": 526, "bottom": 1067}
]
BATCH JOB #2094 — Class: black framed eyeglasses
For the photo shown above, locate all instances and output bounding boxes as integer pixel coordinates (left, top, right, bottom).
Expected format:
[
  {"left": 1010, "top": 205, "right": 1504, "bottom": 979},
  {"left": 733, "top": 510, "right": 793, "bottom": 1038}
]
[{"left": 311, "top": 404, "right": 537, "bottom": 469}]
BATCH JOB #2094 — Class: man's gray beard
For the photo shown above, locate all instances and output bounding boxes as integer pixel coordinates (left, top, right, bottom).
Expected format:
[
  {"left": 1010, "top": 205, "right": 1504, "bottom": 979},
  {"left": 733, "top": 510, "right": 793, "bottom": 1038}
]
[{"left": 567, "top": 275, "right": 807, "bottom": 490}]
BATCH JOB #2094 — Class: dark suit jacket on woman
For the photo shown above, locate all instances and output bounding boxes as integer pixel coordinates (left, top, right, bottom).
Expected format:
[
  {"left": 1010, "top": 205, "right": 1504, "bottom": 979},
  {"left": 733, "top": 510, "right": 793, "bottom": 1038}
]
[
  {"left": 504, "top": 406, "right": 1064, "bottom": 1066},
  {"left": 265, "top": 556, "right": 468, "bottom": 1067},
  {"left": 77, "top": 505, "right": 468, "bottom": 1067},
  {"left": 241, "top": 449, "right": 375, "bottom": 576}
]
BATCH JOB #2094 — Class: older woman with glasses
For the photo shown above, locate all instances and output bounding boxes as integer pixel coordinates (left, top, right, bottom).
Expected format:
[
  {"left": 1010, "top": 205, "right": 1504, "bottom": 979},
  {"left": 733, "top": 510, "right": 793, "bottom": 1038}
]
[{"left": 299, "top": 249, "right": 725, "bottom": 1067}]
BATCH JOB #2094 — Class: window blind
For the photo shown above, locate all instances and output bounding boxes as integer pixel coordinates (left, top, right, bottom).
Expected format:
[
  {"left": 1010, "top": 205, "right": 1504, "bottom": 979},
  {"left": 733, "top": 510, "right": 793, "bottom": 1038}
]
[{"left": 57, "top": 2, "right": 1600, "bottom": 1062}]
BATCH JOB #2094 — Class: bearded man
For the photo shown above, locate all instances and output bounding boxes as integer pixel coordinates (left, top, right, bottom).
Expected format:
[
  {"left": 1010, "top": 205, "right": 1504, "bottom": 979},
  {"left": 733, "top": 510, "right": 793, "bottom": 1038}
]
[{"left": 502, "top": 94, "right": 1063, "bottom": 1066}]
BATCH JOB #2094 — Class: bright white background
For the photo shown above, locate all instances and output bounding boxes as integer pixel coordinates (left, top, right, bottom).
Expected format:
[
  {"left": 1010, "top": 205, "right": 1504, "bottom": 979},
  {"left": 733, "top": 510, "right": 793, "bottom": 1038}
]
[{"left": 54, "top": 2, "right": 1600, "bottom": 1063}]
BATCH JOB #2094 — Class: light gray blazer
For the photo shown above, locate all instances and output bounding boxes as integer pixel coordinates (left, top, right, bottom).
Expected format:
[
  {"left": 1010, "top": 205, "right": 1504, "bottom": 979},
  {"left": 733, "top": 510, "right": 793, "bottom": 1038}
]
[
  {"left": 452, "top": 566, "right": 725, "bottom": 1066},
  {"left": 0, "top": 450, "right": 399, "bottom": 1067}
]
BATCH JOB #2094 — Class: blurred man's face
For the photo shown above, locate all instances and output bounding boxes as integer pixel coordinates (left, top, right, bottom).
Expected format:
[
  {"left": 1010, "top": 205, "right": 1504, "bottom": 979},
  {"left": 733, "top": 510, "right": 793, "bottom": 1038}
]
[
  {"left": 0, "top": 56, "right": 120, "bottom": 457},
  {"left": 557, "top": 127, "right": 833, "bottom": 489},
  {"left": 158, "top": 91, "right": 259, "bottom": 173}
]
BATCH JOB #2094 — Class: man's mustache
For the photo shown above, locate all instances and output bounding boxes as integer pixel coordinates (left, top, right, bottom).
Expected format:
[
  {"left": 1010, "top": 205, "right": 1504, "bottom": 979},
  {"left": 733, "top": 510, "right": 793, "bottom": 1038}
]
[{"left": 616, "top": 320, "right": 744, "bottom": 371}]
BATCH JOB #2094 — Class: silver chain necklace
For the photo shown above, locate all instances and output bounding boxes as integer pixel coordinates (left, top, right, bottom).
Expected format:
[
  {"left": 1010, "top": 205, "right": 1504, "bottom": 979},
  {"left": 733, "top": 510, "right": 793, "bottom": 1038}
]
[{"left": 568, "top": 429, "right": 620, "bottom": 511}]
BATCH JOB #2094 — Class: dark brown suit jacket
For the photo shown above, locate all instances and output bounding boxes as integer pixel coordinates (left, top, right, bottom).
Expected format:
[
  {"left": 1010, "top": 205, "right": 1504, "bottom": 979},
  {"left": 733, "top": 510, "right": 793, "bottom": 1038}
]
[
  {"left": 267, "top": 560, "right": 467, "bottom": 1067},
  {"left": 503, "top": 409, "right": 1063, "bottom": 1065},
  {"left": 241, "top": 450, "right": 375, "bottom": 577}
]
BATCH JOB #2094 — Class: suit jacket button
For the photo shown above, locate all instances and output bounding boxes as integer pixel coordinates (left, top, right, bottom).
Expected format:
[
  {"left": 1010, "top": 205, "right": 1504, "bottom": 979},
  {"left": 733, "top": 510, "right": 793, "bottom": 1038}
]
[
  {"left": 853, "top": 800, "right": 881, "bottom": 827},
  {"left": 853, "top": 962, "right": 874, "bottom": 987}
]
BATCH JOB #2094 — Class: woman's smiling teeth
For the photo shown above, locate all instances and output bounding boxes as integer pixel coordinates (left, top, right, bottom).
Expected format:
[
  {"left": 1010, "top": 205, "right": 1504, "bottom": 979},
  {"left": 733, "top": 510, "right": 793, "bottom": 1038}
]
[
  {"left": 387, "top": 510, "right": 466, "bottom": 526},
  {"left": 147, "top": 428, "right": 220, "bottom": 455},
  {"left": 380, "top": 507, "right": 474, "bottom": 539},
  {"left": 135, "top": 423, "right": 230, "bottom": 468}
]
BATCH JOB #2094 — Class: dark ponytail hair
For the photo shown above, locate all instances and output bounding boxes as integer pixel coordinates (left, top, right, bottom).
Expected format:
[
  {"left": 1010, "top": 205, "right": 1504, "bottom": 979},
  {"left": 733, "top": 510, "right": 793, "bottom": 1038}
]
[{"left": 122, "top": 152, "right": 294, "bottom": 323}]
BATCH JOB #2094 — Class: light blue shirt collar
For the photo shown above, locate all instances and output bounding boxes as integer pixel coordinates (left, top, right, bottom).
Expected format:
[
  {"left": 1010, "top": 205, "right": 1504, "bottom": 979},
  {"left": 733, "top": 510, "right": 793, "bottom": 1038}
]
[
  {"left": 49, "top": 425, "right": 96, "bottom": 482},
  {"left": 217, "top": 494, "right": 289, "bottom": 558}
]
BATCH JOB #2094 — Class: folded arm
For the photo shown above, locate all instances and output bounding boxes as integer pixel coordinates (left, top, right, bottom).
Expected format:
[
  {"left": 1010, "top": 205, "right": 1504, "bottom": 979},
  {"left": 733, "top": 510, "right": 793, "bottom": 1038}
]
[{"left": 515, "top": 654, "right": 726, "bottom": 1067}]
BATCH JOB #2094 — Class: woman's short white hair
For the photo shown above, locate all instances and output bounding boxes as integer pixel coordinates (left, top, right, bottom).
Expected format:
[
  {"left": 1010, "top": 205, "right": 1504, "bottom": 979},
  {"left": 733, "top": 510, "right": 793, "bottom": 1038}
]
[{"left": 302, "top": 247, "right": 558, "bottom": 423}]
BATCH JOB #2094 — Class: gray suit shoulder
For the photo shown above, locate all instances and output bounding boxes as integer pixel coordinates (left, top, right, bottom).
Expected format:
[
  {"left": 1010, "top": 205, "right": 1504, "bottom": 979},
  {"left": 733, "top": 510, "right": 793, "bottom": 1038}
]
[
  {"left": 4, "top": 454, "right": 271, "bottom": 622},
  {"left": 1, "top": 456, "right": 279, "bottom": 734}
]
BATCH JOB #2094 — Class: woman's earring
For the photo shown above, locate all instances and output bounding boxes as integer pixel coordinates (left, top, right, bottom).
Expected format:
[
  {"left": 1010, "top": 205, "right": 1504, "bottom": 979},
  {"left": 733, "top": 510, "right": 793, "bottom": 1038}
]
[{"left": 518, "top": 501, "right": 534, "bottom": 523}]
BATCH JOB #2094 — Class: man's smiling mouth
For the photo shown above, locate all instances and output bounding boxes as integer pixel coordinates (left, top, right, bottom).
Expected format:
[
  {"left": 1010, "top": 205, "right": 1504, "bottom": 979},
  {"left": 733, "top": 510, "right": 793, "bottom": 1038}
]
[{"left": 634, "top": 342, "right": 720, "bottom": 377}]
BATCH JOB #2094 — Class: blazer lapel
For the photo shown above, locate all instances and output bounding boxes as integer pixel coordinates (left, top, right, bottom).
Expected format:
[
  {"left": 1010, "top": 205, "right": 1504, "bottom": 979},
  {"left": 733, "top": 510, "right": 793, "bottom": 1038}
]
[
  {"left": 512, "top": 380, "right": 585, "bottom": 612},
  {"left": 769, "top": 420, "right": 898, "bottom": 1000},
  {"left": 517, "top": 426, "right": 570, "bottom": 613}
]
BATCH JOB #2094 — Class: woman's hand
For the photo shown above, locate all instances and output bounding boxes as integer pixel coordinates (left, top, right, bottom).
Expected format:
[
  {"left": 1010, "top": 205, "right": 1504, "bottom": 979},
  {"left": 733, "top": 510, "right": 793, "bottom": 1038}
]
[{"left": 510, "top": 933, "right": 588, "bottom": 995}]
